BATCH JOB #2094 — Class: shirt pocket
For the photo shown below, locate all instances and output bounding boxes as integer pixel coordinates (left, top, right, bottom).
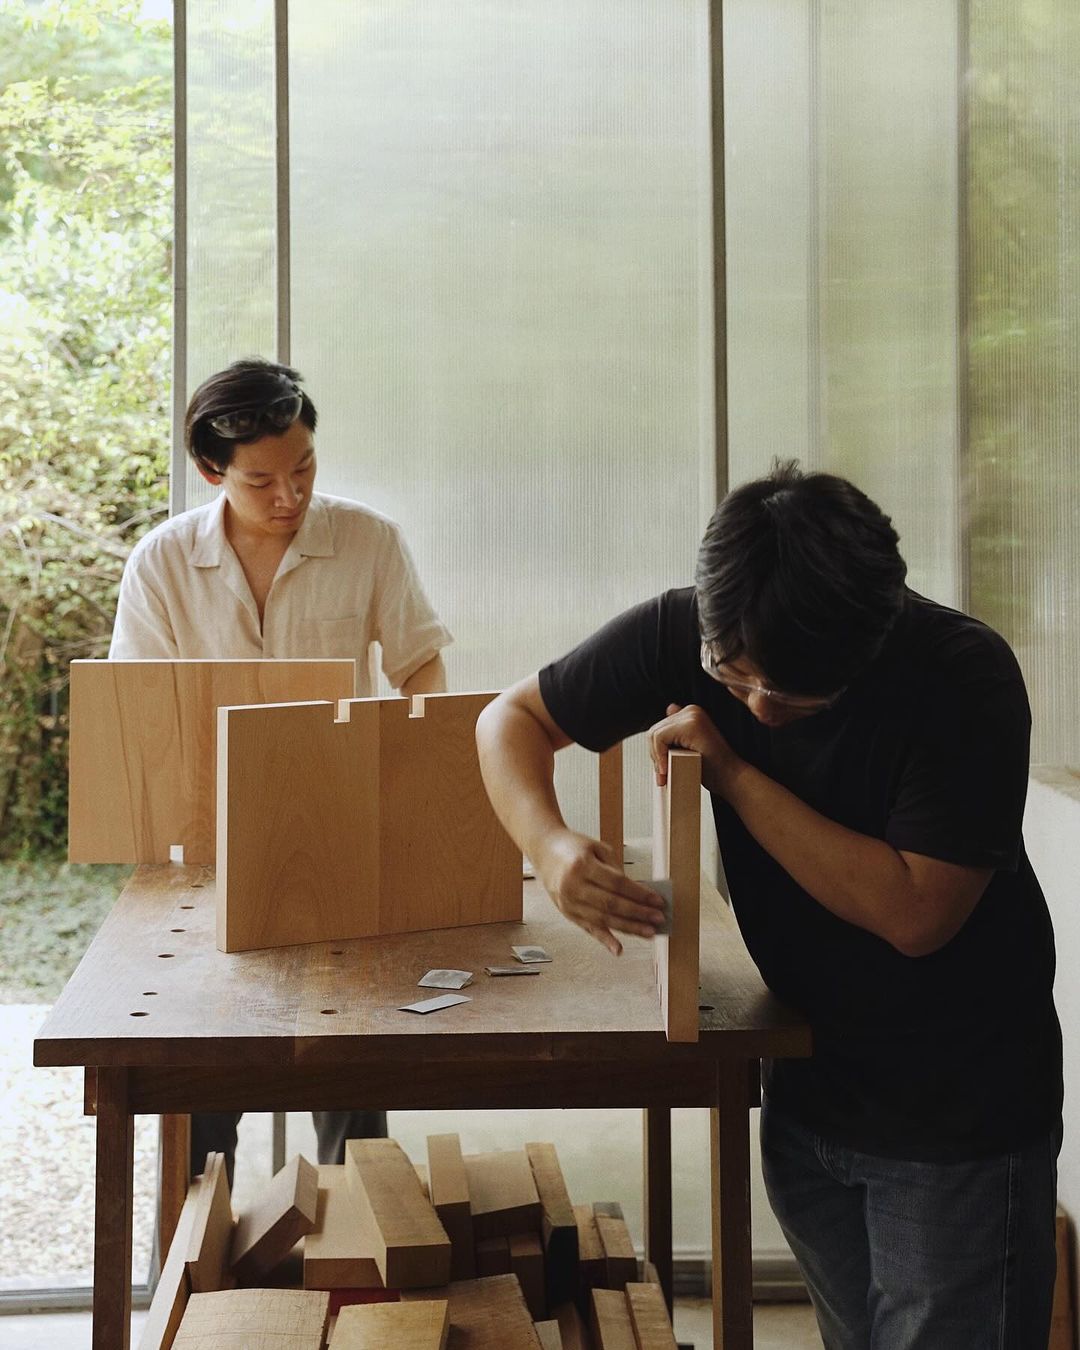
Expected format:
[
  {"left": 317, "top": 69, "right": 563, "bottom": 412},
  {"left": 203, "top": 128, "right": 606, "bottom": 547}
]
[{"left": 305, "top": 615, "right": 375, "bottom": 694}]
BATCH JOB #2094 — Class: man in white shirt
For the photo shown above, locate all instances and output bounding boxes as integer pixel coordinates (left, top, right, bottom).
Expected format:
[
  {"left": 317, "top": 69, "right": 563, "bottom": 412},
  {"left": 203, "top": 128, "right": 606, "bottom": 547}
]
[{"left": 111, "top": 357, "right": 452, "bottom": 1181}]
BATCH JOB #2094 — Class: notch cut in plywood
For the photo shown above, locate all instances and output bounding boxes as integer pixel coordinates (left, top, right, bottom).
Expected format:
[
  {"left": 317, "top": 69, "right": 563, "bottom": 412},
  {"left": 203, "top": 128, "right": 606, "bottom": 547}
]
[
  {"left": 230, "top": 1153, "right": 318, "bottom": 1285},
  {"left": 68, "top": 659, "right": 355, "bottom": 864},
  {"left": 329, "top": 1298, "right": 449, "bottom": 1349},
  {"left": 345, "top": 1139, "right": 451, "bottom": 1290},
  {"left": 651, "top": 749, "right": 701, "bottom": 1043},
  {"left": 217, "top": 691, "right": 522, "bottom": 952}
]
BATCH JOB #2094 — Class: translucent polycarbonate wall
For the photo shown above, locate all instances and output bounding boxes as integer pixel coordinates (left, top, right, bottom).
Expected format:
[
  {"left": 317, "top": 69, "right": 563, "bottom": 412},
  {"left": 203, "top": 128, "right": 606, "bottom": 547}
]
[
  {"left": 287, "top": 0, "right": 715, "bottom": 833},
  {"left": 182, "top": 0, "right": 278, "bottom": 512},
  {"left": 725, "top": 0, "right": 962, "bottom": 607}
]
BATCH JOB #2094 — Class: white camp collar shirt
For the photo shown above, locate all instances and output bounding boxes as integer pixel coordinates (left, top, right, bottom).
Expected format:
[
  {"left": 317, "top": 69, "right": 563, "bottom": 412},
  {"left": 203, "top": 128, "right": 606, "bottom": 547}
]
[{"left": 109, "top": 492, "right": 451, "bottom": 695}]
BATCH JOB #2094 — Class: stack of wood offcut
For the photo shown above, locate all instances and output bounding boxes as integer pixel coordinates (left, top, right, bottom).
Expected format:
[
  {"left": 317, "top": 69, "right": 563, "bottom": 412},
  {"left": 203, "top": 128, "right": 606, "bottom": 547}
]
[{"left": 142, "top": 1133, "right": 679, "bottom": 1349}]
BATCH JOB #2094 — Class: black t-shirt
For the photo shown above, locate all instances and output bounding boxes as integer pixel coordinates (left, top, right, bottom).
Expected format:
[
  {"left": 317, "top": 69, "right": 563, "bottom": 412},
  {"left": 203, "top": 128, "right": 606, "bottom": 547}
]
[{"left": 539, "top": 586, "right": 1062, "bottom": 1161}]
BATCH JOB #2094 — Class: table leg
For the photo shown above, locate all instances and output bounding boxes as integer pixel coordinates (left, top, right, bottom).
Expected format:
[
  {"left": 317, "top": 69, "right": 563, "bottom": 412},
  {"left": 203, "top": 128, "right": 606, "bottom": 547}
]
[
  {"left": 159, "top": 1113, "right": 191, "bottom": 1259},
  {"left": 710, "top": 1061, "right": 754, "bottom": 1349},
  {"left": 94, "top": 1067, "right": 134, "bottom": 1350},
  {"left": 643, "top": 1106, "right": 674, "bottom": 1311}
]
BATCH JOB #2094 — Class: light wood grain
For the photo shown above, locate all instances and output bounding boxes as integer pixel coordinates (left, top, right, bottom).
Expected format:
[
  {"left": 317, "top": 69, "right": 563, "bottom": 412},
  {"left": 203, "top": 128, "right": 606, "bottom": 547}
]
[
  {"left": 591, "top": 1288, "right": 636, "bottom": 1349},
  {"left": 595, "top": 1211, "right": 638, "bottom": 1291},
  {"left": 652, "top": 751, "right": 702, "bottom": 1043},
  {"left": 185, "top": 1152, "right": 234, "bottom": 1294},
  {"left": 139, "top": 1161, "right": 200, "bottom": 1350},
  {"left": 230, "top": 1153, "right": 317, "bottom": 1285},
  {"left": 172, "top": 1288, "right": 329, "bottom": 1348},
  {"left": 553, "top": 1302, "right": 590, "bottom": 1350},
  {"left": 509, "top": 1231, "right": 546, "bottom": 1319},
  {"left": 403, "top": 1274, "right": 543, "bottom": 1348},
  {"left": 217, "top": 691, "right": 522, "bottom": 951},
  {"left": 330, "top": 1299, "right": 449, "bottom": 1349},
  {"left": 302, "top": 1166, "right": 382, "bottom": 1291},
  {"left": 525, "top": 1141, "right": 578, "bottom": 1308},
  {"left": 534, "top": 1321, "right": 563, "bottom": 1350},
  {"left": 345, "top": 1139, "right": 451, "bottom": 1289},
  {"left": 598, "top": 744, "right": 624, "bottom": 873},
  {"left": 625, "top": 1282, "right": 678, "bottom": 1349},
  {"left": 464, "top": 1149, "right": 541, "bottom": 1241},
  {"left": 68, "top": 659, "right": 354, "bottom": 864},
  {"left": 427, "top": 1133, "right": 475, "bottom": 1280}
]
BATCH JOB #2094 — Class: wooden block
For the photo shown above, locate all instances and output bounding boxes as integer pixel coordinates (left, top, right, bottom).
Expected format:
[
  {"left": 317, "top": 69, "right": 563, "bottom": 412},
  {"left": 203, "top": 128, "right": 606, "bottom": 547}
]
[
  {"left": 465, "top": 1149, "right": 541, "bottom": 1241},
  {"left": 639, "top": 1261, "right": 662, "bottom": 1287},
  {"left": 594, "top": 1211, "right": 637, "bottom": 1291},
  {"left": 218, "top": 691, "right": 522, "bottom": 951},
  {"left": 590, "top": 1288, "right": 636, "bottom": 1350},
  {"left": 139, "top": 1175, "right": 202, "bottom": 1350},
  {"left": 172, "top": 1288, "right": 330, "bottom": 1348},
  {"left": 553, "top": 1302, "right": 590, "bottom": 1350},
  {"left": 598, "top": 743, "right": 624, "bottom": 872},
  {"left": 476, "top": 1235, "right": 511, "bottom": 1276},
  {"left": 535, "top": 1320, "right": 564, "bottom": 1350},
  {"left": 403, "top": 1274, "right": 543, "bottom": 1348},
  {"left": 345, "top": 1138, "right": 451, "bottom": 1289},
  {"left": 415, "top": 1162, "right": 431, "bottom": 1200},
  {"left": 651, "top": 750, "right": 701, "bottom": 1043},
  {"left": 510, "top": 1231, "right": 546, "bottom": 1320},
  {"left": 303, "top": 1165, "right": 383, "bottom": 1291},
  {"left": 573, "top": 1204, "right": 606, "bottom": 1294},
  {"left": 1051, "top": 1206, "right": 1074, "bottom": 1350},
  {"left": 330, "top": 1298, "right": 449, "bottom": 1348},
  {"left": 625, "top": 1283, "right": 677, "bottom": 1349},
  {"left": 68, "top": 659, "right": 355, "bottom": 864},
  {"left": 186, "top": 1152, "right": 234, "bottom": 1294},
  {"left": 427, "top": 1132, "right": 475, "bottom": 1280},
  {"left": 230, "top": 1153, "right": 318, "bottom": 1285},
  {"left": 526, "top": 1142, "right": 578, "bottom": 1306}
]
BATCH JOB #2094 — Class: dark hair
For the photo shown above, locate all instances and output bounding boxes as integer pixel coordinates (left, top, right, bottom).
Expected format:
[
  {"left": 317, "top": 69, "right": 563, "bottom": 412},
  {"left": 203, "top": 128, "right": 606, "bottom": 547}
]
[
  {"left": 184, "top": 357, "right": 318, "bottom": 476},
  {"left": 695, "top": 460, "right": 907, "bottom": 695}
]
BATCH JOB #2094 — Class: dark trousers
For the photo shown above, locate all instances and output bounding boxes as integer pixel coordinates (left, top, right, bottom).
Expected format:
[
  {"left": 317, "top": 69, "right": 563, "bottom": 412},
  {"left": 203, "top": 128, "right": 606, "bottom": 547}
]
[{"left": 191, "top": 1109, "right": 389, "bottom": 1189}]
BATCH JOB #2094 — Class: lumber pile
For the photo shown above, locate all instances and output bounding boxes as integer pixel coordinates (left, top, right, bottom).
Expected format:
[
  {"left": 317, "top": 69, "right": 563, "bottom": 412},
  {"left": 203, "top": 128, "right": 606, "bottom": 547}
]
[{"left": 142, "top": 1133, "right": 679, "bottom": 1350}]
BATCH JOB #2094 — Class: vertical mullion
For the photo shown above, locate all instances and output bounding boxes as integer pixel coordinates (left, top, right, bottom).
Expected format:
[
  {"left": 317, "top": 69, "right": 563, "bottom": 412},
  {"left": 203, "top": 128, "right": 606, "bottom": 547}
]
[
  {"left": 709, "top": 0, "right": 729, "bottom": 505},
  {"left": 275, "top": 0, "right": 291, "bottom": 366},
  {"left": 170, "top": 0, "right": 188, "bottom": 517},
  {"left": 955, "top": 0, "right": 972, "bottom": 614}
]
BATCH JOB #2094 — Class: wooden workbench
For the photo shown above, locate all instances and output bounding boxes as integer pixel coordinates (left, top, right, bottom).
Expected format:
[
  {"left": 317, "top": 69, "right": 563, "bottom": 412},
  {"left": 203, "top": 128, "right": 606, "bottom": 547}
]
[{"left": 34, "top": 857, "right": 809, "bottom": 1349}]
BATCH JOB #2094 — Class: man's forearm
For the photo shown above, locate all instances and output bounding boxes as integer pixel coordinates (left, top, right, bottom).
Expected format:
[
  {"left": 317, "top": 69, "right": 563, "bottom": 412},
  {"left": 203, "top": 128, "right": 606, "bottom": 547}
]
[
  {"left": 475, "top": 698, "right": 569, "bottom": 861},
  {"left": 400, "top": 653, "right": 447, "bottom": 697}
]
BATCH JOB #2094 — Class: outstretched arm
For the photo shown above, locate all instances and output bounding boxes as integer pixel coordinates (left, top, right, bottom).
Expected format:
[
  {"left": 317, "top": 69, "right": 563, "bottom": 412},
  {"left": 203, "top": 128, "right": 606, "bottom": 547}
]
[{"left": 476, "top": 674, "right": 667, "bottom": 954}]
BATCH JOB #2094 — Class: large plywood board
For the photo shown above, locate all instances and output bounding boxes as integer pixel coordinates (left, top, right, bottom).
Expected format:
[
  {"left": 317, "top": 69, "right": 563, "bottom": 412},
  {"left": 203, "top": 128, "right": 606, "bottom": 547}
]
[
  {"left": 651, "top": 750, "right": 701, "bottom": 1043},
  {"left": 345, "top": 1139, "right": 451, "bottom": 1289},
  {"left": 68, "top": 659, "right": 355, "bottom": 864},
  {"left": 218, "top": 691, "right": 522, "bottom": 951}
]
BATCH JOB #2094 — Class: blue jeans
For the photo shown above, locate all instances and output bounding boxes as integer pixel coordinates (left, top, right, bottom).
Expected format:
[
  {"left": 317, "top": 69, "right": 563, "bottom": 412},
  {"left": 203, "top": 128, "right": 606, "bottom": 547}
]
[{"left": 760, "top": 1096, "right": 1061, "bottom": 1350}]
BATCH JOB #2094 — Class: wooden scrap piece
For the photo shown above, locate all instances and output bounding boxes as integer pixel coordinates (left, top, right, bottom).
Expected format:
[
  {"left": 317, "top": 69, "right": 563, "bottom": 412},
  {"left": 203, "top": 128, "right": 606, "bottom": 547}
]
[
  {"left": 303, "top": 1165, "right": 383, "bottom": 1291},
  {"left": 139, "top": 1173, "right": 202, "bottom": 1350},
  {"left": 345, "top": 1139, "right": 451, "bottom": 1289},
  {"left": 535, "top": 1321, "right": 564, "bottom": 1350},
  {"left": 525, "top": 1141, "right": 578, "bottom": 1306},
  {"left": 553, "top": 1302, "right": 590, "bottom": 1350},
  {"left": 464, "top": 1149, "right": 541, "bottom": 1240},
  {"left": 172, "top": 1288, "right": 330, "bottom": 1348},
  {"left": 598, "top": 743, "right": 624, "bottom": 872},
  {"left": 625, "top": 1282, "right": 678, "bottom": 1349},
  {"left": 593, "top": 1205, "right": 638, "bottom": 1291},
  {"left": 330, "top": 1298, "right": 449, "bottom": 1348},
  {"left": 509, "top": 1231, "right": 546, "bottom": 1319},
  {"left": 230, "top": 1153, "right": 318, "bottom": 1285},
  {"left": 651, "top": 749, "right": 701, "bottom": 1043},
  {"left": 591, "top": 1288, "right": 636, "bottom": 1349},
  {"left": 573, "top": 1203, "right": 606, "bottom": 1294},
  {"left": 403, "top": 1274, "right": 543, "bottom": 1348},
  {"left": 476, "top": 1236, "right": 511, "bottom": 1276},
  {"left": 427, "top": 1132, "right": 475, "bottom": 1279},
  {"left": 186, "top": 1152, "right": 234, "bottom": 1294}
]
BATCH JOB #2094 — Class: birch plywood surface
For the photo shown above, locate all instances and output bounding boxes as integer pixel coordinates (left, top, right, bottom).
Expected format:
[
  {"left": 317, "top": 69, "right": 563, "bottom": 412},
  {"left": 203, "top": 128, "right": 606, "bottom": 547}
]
[
  {"left": 68, "top": 659, "right": 355, "bottom": 864},
  {"left": 217, "top": 691, "right": 522, "bottom": 952},
  {"left": 651, "top": 751, "right": 702, "bottom": 1043}
]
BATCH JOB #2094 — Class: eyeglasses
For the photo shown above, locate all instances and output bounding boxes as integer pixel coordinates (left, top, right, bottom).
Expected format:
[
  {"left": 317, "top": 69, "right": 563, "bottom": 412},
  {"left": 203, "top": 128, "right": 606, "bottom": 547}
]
[
  {"left": 206, "top": 390, "right": 303, "bottom": 439},
  {"left": 699, "top": 642, "right": 844, "bottom": 711}
]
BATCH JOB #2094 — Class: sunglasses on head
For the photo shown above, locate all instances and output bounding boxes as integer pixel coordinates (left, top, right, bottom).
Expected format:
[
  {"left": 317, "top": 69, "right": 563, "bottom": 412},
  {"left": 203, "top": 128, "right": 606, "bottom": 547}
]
[{"left": 206, "top": 390, "right": 303, "bottom": 440}]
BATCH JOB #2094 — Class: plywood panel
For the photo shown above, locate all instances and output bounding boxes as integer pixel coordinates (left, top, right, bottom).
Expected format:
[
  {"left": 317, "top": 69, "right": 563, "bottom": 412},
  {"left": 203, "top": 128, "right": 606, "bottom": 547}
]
[
  {"left": 625, "top": 1282, "right": 678, "bottom": 1349},
  {"left": 590, "top": 1288, "right": 636, "bottom": 1350},
  {"left": 464, "top": 1150, "right": 541, "bottom": 1241},
  {"left": 651, "top": 750, "right": 701, "bottom": 1043},
  {"left": 525, "top": 1142, "right": 577, "bottom": 1306},
  {"left": 230, "top": 1153, "right": 318, "bottom": 1285},
  {"left": 345, "top": 1139, "right": 451, "bottom": 1289},
  {"left": 427, "top": 1133, "right": 475, "bottom": 1280},
  {"left": 403, "top": 1275, "right": 543, "bottom": 1349},
  {"left": 303, "top": 1165, "right": 383, "bottom": 1291},
  {"left": 186, "top": 1152, "right": 234, "bottom": 1294},
  {"left": 218, "top": 692, "right": 522, "bottom": 951},
  {"left": 330, "top": 1299, "right": 449, "bottom": 1349},
  {"left": 172, "top": 1288, "right": 329, "bottom": 1348},
  {"left": 68, "top": 659, "right": 355, "bottom": 864}
]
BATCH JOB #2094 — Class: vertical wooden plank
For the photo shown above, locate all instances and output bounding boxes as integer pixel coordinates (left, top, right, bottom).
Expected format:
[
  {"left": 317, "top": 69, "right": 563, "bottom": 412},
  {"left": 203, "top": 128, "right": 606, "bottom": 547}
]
[
  {"left": 427, "top": 1132, "right": 475, "bottom": 1280},
  {"left": 652, "top": 750, "right": 701, "bottom": 1043},
  {"left": 525, "top": 1141, "right": 579, "bottom": 1306},
  {"left": 710, "top": 1061, "right": 753, "bottom": 1350},
  {"left": 598, "top": 743, "right": 624, "bottom": 872},
  {"left": 94, "top": 1066, "right": 134, "bottom": 1350},
  {"left": 642, "top": 1109, "right": 673, "bottom": 1312},
  {"left": 159, "top": 1114, "right": 191, "bottom": 1264},
  {"left": 625, "top": 1281, "right": 679, "bottom": 1348}
]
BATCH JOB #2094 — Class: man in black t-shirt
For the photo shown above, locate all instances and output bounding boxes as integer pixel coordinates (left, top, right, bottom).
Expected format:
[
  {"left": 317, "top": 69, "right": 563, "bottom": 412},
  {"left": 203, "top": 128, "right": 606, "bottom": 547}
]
[{"left": 476, "top": 462, "right": 1062, "bottom": 1350}]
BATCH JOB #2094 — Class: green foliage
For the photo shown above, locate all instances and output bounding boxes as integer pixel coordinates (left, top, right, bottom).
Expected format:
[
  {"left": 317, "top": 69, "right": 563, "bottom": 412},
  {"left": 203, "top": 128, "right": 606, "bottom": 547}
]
[{"left": 0, "top": 0, "right": 171, "bottom": 856}]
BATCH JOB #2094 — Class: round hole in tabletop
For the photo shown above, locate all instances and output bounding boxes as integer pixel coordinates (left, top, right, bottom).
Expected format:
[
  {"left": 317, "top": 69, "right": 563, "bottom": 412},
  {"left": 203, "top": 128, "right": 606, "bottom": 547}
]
[
  {"left": 130, "top": 1011, "right": 149, "bottom": 1017},
  {"left": 158, "top": 952, "right": 175, "bottom": 959},
  {"left": 320, "top": 1008, "right": 338, "bottom": 1016},
  {"left": 170, "top": 927, "right": 185, "bottom": 933},
  {"left": 698, "top": 1004, "right": 715, "bottom": 1012},
  {"left": 329, "top": 949, "right": 344, "bottom": 956},
  {"left": 142, "top": 991, "right": 157, "bottom": 996},
  {"left": 190, "top": 884, "right": 205, "bottom": 889},
  {"left": 179, "top": 904, "right": 194, "bottom": 910}
]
